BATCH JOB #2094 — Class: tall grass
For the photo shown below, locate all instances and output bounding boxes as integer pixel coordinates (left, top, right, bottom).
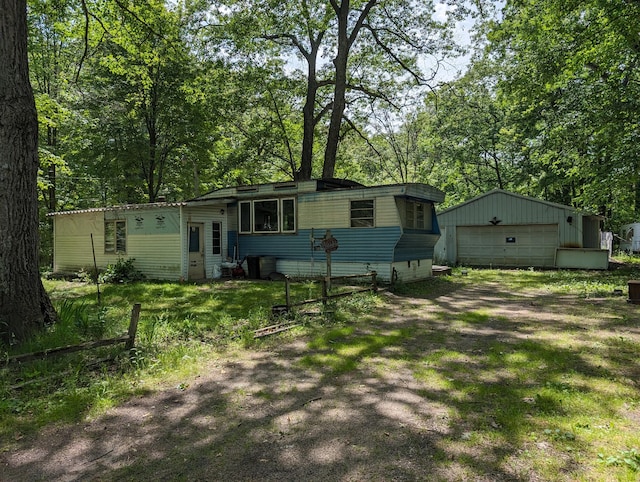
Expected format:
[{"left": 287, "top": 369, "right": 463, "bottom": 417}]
[{"left": 0, "top": 278, "right": 373, "bottom": 440}]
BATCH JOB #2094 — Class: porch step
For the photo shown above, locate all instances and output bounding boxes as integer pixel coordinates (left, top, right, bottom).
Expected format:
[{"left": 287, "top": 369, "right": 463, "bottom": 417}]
[{"left": 432, "top": 265, "right": 452, "bottom": 276}]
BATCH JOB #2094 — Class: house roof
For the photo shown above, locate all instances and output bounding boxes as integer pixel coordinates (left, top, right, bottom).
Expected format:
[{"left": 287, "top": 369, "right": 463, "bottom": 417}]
[
  {"left": 191, "top": 179, "right": 445, "bottom": 203},
  {"left": 437, "top": 189, "right": 599, "bottom": 217},
  {"left": 47, "top": 201, "right": 187, "bottom": 216},
  {"left": 48, "top": 180, "right": 445, "bottom": 215}
]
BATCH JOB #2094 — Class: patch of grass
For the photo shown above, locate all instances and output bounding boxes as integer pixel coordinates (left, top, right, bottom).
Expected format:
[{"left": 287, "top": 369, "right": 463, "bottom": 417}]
[
  {"left": 398, "top": 268, "right": 640, "bottom": 480},
  {"left": 0, "top": 279, "right": 376, "bottom": 443},
  {"left": 301, "top": 327, "right": 411, "bottom": 376},
  {"left": 4, "top": 268, "right": 640, "bottom": 480},
  {"left": 450, "top": 264, "right": 640, "bottom": 298}
]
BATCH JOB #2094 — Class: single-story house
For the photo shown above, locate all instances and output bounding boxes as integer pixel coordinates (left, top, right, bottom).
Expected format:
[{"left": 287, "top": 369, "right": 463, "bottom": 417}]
[
  {"left": 433, "top": 189, "right": 608, "bottom": 269},
  {"left": 50, "top": 179, "right": 445, "bottom": 282}
]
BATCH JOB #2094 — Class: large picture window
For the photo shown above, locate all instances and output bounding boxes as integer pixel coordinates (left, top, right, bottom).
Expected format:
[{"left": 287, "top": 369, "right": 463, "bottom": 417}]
[
  {"left": 105, "top": 220, "right": 126, "bottom": 254},
  {"left": 254, "top": 200, "right": 278, "bottom": 232},
  {"left": 351, "top": 200, "right": 374, "bottom": 227},
  {"left": 239, "top": 198, "right": 296, "bottom": 234}
]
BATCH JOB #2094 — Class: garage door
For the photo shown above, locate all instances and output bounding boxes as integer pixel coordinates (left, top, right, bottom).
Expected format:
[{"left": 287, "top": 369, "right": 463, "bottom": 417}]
[{"left": 457, "top": 224, "right": 558, "bottom": 267}]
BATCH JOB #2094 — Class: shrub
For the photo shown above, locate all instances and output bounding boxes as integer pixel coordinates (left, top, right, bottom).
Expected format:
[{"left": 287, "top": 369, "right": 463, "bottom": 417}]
[{"left": 99, "top": 258, "right": 145, "bottom": 284}]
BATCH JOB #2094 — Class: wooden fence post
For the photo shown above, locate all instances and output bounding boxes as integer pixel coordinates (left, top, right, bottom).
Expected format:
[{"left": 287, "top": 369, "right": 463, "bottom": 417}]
[
  {"left": 321, "top": 278, "right": 328, "bottom": 307},
  {"left": 125, "top": 303, "right": 141, "bottom": 350},
  {"left": 371, "top": 271, "right": 378, "bottom": 292},
  {"left": 285, "top": 276, "right": 291, "bottom": 310}
]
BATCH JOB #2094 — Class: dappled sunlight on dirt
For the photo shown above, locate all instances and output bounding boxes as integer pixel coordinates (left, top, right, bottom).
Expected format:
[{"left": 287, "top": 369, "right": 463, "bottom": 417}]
[{"left": 3, "top": 279, "right": 640, "bottom": 481}]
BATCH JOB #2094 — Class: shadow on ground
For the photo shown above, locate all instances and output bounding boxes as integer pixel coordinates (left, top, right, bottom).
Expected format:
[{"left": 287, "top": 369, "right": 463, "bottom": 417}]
[{"left": 2, "top": 281, "right": 640, "bottom": 481}]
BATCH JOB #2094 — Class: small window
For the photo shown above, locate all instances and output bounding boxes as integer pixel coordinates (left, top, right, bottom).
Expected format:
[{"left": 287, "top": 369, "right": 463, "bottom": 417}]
[
  {"left": 351, "top": 200, "right": 374, "bottom": 227},
  {"left": 212, "top": 222, "right": 221, "bottom": 255},
  {"left": 240, "top": 201, "right": 251, "bottom": 233},
  {"left": 254, "top": 200, "right": 278, "bottom": 232},
  {"left": 403, "top": 200, "right": 431, "bottom": 230},
  {"left": 406, "top": 202, "right": 415, "bottom": 229},
  {"left": 281, "top": 198, "right": 296, "bottom": 232},
  {"left": 105, "top": 220, "right": 126, "bottom": 254},
  {"left": 416, "top": 203, "right": 425, "bottom": 229}
]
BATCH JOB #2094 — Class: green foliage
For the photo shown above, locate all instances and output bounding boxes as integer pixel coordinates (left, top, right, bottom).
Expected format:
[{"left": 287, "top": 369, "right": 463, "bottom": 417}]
[
  {"left": 0, "top": 278, "right": 376, "bottom": 442},
  {"left": 99, "top": 258, "right": 145, "bottom": 284},
  {"left": 600, "top": 448, "right": 640, "bottom": 472},
  {"left": 486, "top": 0, "right": 640, "bottom": 230}
]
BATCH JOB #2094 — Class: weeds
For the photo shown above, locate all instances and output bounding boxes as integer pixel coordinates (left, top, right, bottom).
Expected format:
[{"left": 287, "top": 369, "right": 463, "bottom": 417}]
[
  {"left": 3, "top": 268, "right": 640, "bottom": 480},
  {"left": 600, "top": 448, "right": 640, "bottom": 472},
  {"left": 0, "top": 278, "right": 374, "bottom": 443}
]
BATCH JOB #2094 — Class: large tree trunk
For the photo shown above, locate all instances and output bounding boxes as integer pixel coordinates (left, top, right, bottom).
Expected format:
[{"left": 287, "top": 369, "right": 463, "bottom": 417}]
[
  {"left": 323, "top": 0, "right": 377, "bottom": 179},
  {"left": 0, "top": 0, "right": 57, "bottom": 344},
  {"left": 323, "top": 1, "right": 350, "bottom": 180}
]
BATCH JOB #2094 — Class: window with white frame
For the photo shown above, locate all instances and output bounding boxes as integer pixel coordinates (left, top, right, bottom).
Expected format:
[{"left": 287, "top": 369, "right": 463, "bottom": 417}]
[
  {"left": 350, "top": 199, "right": 374, "bottom": 227},
  {"left": 104, "top": 220, "right": 126, "bottom": 254},
  {"left": 239, "top": 198, "right": 296, "bottom": 234}
]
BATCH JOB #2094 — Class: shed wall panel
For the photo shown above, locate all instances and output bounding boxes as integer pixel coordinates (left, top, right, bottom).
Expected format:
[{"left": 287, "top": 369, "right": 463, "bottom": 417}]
[
  {"left": 438, "top": 192, "right": 583, "bottom": 248},
  {"left": 457, "top": 224, "right": 558, "bottom": 267}
]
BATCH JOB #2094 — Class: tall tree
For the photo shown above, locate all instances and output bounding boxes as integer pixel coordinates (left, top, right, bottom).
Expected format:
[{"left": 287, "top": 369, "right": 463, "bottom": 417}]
[
  {"left": 0, "top": 0, "right": 57, "bottom": 344},
  {"left": 57, "top": 0, "right": 220, "bottom": 204},
  {"left": 218, "top": 0, "right": 478, "bottom": 180},
  {"left": 489, "top": 0, "right": 640, "bottom": 227}
]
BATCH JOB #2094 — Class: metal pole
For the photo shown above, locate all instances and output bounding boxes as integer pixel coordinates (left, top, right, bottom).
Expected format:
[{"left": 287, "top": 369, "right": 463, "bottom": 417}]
[{"left": 90, "top": 233, "right": 101, "bottom": 305}]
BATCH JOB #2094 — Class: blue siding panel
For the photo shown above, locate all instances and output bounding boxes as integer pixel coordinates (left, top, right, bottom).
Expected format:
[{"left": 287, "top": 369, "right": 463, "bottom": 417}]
[
  {"left": 232, "top": 227, "right": 402, "bottom": 263},
  {"left": 394, "top": 233, "right": 441, "bottom": 261}
]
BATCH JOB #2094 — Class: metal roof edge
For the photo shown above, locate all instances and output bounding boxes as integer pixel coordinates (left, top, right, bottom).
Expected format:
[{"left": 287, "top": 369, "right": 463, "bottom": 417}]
[
  {"left": 437, "top": 189, "right": 597, "bottom": 216},
  {"left": 47, "top": 201, "right": 187, "bottom": 216}
]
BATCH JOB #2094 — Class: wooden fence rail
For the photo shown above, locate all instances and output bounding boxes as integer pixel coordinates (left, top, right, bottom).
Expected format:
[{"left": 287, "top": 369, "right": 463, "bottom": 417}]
[
  {"left": 280, "top": 271, "right": 378, "bottom": 312},
  {"left": 4, "top": 303, "right": 141, "bottom": 365}
]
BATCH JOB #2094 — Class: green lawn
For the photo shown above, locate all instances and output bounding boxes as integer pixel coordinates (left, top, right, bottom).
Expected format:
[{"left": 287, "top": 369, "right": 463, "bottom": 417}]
[{"left": 2, "top": 262, "right": 640, "bottom": 480}]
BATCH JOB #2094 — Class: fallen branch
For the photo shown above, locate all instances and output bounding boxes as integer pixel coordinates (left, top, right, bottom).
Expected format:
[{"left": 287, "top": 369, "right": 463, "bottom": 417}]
[{"left": 253, "top": 322, "right": 300, "bottom": 338}]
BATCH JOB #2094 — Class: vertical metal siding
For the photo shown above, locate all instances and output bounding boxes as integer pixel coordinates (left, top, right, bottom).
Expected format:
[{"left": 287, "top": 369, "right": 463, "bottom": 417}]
[{"left": 438, "top": 192, "right": 583, "bottom": 248}]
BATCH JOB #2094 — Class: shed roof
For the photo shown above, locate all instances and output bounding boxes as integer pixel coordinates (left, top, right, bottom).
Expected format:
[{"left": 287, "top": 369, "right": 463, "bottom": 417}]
[{"left": 437, "top": 189, "right": 598, "bottom": 217}]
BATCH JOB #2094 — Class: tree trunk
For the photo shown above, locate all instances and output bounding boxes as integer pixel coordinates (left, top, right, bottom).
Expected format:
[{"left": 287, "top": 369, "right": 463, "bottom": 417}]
[
  {"left": 323, "top": 0, "right": 377, "bottom": 179},
  {"left": 298, "top": 51, "right": 320, "bottom": 181},
  {"left": 323, "top": 1, "right": 350, "bottom": 180},
  {"left": 296, "top": 31, "right": 325, "bottom": 181},
  {"left": 0, "top": 0, "right": 57, "bottom": 344}
]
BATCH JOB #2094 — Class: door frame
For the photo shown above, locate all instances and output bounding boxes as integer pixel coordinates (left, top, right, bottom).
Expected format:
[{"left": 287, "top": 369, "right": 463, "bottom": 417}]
[{"left": 187, "top": 222, "right": 205, "bottom": 280}]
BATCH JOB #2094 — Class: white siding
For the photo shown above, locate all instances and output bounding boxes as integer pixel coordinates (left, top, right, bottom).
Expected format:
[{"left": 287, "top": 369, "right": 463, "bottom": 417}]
[
  {"left": 53, "top": 211, "right": 184, "bottom": 279},
  {"left": 127, "top": 234, "right": 181, "bottom": 279},
  {"left": 298, "top": 193, "right": 400, "bottom": 230},
  {"left": 391, "top": 259, "right": 433, "bottom": 281},
  {"left": 53, "top": 213, "right": 104, "bottom": 273}
]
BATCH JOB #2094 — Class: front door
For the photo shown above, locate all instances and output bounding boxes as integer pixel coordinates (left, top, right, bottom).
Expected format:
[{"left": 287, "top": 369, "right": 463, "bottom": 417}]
[{"left": 188, "top": 222, "right": 205, "bottom": 280}]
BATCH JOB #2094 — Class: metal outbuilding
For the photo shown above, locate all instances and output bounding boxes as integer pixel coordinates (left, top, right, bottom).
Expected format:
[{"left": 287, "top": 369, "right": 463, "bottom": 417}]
[{"left": 434, "top": 190, "right": 608, "bottom": 269}]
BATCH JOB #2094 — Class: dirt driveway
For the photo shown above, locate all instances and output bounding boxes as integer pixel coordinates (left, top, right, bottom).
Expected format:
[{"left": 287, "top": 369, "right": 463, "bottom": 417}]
[{"left": 2, "top": 280, "right": 639, "bottom": 481}]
